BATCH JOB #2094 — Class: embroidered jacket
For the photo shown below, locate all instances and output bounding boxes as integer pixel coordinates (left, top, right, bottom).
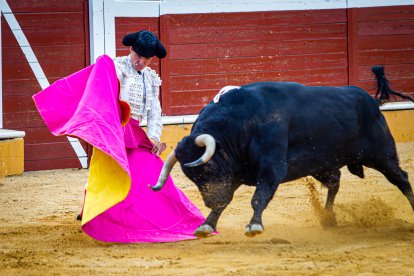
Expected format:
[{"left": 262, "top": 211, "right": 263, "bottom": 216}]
[{"left": 114, "top": 55, "right": 163, "bottom": 142}]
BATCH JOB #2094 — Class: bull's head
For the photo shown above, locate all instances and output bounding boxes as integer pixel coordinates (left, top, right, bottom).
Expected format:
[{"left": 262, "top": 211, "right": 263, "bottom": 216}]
[{"left": 149, "top": 134, "right": 216, "bottom": 191}]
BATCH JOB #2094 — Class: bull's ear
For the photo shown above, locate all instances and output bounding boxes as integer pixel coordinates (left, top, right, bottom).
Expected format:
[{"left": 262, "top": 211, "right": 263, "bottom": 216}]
[
  {"left": 175, "top": 135, "right": 193, "bottom": 161},
  {"left": 176, "top": 135, "right": 190, "bottom": 149},
  {"left": 212, "top": 140, "right": 223, "bottom": 157},
  {"left": 215, "top": 140, "right": 222, "bottom": 151}
]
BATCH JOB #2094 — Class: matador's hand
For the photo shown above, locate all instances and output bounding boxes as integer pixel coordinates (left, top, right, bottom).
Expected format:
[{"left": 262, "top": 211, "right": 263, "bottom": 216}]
[{"left": 151, "top": 139, "right": 167, "bottom": 156}]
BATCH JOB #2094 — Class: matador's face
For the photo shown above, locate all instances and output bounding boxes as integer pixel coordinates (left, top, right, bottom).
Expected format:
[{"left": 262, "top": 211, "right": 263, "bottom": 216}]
[{"left": 129, "top": 47, "right": 153, "bottom": 72}]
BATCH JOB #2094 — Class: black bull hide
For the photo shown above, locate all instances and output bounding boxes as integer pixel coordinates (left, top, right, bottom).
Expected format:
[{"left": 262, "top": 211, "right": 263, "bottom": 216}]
[{"left": 150, "top": 66, "right": 414, "bottom": 237}]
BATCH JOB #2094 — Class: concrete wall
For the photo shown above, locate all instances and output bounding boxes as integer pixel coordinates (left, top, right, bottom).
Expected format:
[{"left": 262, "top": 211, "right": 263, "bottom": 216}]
[
  {"left": 0, "top": 138, "right": 24, "bottom": 177},
  {"left": 383, "top": 110, "right": 414, "bottom": 143}
]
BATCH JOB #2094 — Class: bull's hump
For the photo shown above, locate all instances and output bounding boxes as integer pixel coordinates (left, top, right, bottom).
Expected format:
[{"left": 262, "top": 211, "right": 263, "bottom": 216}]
[{"left": 213, "top": 86, "right": 241, "bottom": 103}]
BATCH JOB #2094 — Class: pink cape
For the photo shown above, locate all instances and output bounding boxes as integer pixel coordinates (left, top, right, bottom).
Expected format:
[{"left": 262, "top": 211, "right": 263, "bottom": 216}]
[{"left": 33, "top": 55, "right": 205, "bottom": 243}]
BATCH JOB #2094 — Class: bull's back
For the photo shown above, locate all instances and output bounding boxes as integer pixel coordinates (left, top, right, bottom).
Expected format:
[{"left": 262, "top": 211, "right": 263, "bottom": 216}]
[
  {"left": 241, "top": 82, "right": 387, "bottom": 179},
  {"left": 198, "top": 81, "right": 383, "bottom": 147},
  {"left": 241, "top": 82, "right": 381, "bottom": 134}
]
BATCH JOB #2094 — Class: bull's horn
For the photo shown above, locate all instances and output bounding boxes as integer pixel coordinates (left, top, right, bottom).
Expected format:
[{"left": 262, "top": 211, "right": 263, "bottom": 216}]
[
  {"left": 149, "top": 151, "right": 178, "bottom": 191},
  {"left": 184, "top": 134, "right": 216, "bottom": 167}
]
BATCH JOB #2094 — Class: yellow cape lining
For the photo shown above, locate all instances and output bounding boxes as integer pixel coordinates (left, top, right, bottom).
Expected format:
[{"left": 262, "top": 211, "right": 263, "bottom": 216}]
[{"left": 81, "top": 147, "right": 131, "bottom": 225}]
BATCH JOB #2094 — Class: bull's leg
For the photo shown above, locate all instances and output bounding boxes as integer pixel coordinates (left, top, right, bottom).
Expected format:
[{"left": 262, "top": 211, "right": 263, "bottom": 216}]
[
  {"left": 313, "top": 170, "right": 341, "bottom": 228},
  {"left": 246, "top": 164, "right": 284, "bottom": 237},
  {"left": 194, "top": 208, "right": 225, "bottom": 237},
  {"left": 374, "top": 162, "right": 414, "bottom": 212},
  {"left": 194, "top": 181, "right": 235, "bottom": 237}
]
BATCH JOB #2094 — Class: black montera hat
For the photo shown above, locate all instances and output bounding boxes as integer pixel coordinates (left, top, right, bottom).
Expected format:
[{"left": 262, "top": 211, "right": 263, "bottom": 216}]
[{"left": 122, "top": 30, "right": 167, "bottom": 59}]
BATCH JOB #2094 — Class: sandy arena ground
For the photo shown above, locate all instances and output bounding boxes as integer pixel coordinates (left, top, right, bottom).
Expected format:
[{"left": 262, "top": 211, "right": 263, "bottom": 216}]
[{"left": 1, "top": 142, "right": 414, "bottom": 275}]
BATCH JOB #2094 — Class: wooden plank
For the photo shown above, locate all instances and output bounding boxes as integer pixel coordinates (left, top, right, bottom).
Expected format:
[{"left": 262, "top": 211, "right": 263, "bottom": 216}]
[
  {"left": 169, "top": 80, "right": 371, "bottom": 116},
  {"left": 2, "top": 45, "right": 85, "bottom": 63},
  {"left": 358, "top": 78, "right": 414, "bottom": 89},
  {"left": 355, "top": 34, "right": 414, "bottom": 51},
  {"left": 11, "top": 13, "right": 84, "bottom": 30},
  {"left": 170, "top": 53, "right": 348, "bottom": 76},
  {"left": 170, "top": 105, "right": 206, "bottom": 116},
  {"left": 3, "top": 59, "right": 86, "bottom": 81},
  {"left": 24, "top": 142, "right": 85, "bottom": 160},
  {"left": 357, "top": 64, "right": 414, "bottom": 81},
  {"left": 170, "top": 38, "right": 347, "bottom": 60},
  {"left": 115, "top": 17, "right": 159, "bottom": 35},
  {"left": 169, "top": 77, "right": 352, "bottom": 109},
  {"left": 3, "top": 95, "right": 39, "bottom": 113},
  {"left": 169, "top": 23, "right": 346, "bottom": 45},
  {"left": 357, "top": 49, "right": 414, "bottom": 66},
  {"left": 358, "top": 19, "right": 414, "bottom": 36},
  {"left": 115, "top": 17, "right": 159, "bottom": 27},
  {"left": 167, "top": 9, "right": 347, "bottom": 29},
  {"left": 2, "top": 28, "right": 85, "bottom": 47},
  {"left": 8, "top": 0, "right": 83, "bottom": 13},
  {"left": 21, "top": 127, "right": 68, "bottom": 144},
  {"left": 3, "top": 77, "right": 62, "bottom": 97},
  {"left": 354, "top": 5, "right": 414, "bottom": 22},
  {"left": 2, "top": 79, "right": 42, "bottom": 96},
  {"left": 2, "top": 112, "right": 46, "bottom": 129},
  {"left": 171, "top": 90, "right": 217, "bottom": 108},
  {"left": 169, "top": 68, "right": 348, "bottom": 92},
  {"left": 356, "top": 79, "right": 414, "bottom": 95},
  {"left": 25, "top": 158, "right": 82, "bottom": 171},
  {"left": 2, "top": 61, "right": 34, "bottom": 80}
]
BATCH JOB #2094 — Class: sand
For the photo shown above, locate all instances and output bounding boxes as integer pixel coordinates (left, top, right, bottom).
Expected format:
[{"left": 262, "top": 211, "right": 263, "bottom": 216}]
[{"left": 1, "top": 142, "right": 414, "bottom": 275}]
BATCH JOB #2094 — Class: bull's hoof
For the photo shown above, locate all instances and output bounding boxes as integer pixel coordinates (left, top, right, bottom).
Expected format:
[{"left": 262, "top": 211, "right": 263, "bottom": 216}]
[
  {"left": 245, "top": 224, "right": 264, "bottom": 237},
  {"left": 321, "top": 212, "right": 337, "bottom": 228},
  {"left": 194, "top": 224, "right": 214, "bottom": 237}
]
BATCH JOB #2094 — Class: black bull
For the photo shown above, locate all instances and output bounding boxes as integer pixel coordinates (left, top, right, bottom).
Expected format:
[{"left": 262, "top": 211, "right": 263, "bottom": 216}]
[{"left": 150, "top": 66, "right": 414, "bottom": 237}]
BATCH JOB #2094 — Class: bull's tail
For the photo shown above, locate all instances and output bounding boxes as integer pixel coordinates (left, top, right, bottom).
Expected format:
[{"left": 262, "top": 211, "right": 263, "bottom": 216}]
[{"left": 372, "top": 66, "right": 414, "bottom": 105}]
